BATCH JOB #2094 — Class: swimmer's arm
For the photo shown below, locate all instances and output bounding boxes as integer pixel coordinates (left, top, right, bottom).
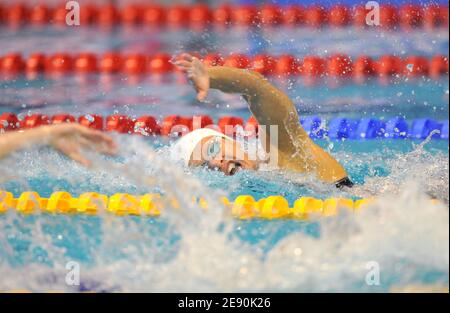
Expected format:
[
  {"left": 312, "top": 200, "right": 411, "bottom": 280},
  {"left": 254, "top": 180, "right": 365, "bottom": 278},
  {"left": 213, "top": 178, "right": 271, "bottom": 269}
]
[
  {"left": 174, "top": 55, "right": 304, "bottom": 145},
  {"left": 0, "top": 127, "right": 51, "bottom": 159},
  {"left": 207, "top": 66, "right": 310, "bottom": 145},
  {"left": 174, "top": 54, "right": 348, "bottom": 182},
  {"left": 0, "top": 124, "right": 117, "bottom": 166},
  {"left": 207, "top": 66, "right": 348, "bottom": 182}
]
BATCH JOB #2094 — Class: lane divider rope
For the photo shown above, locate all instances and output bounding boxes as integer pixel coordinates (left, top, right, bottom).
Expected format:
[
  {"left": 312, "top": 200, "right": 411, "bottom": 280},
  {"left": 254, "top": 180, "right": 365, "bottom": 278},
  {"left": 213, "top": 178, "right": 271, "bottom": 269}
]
[
  {"left": 0, "top": 190, "right": 381, "bottom": 220},
  {"left": 0, "top": 52, "right": 448, "bottom": 79},
  {"left": 0, "top": 3, "right": 447, "bottom": 30},
  {"left": 1, "top": 113, "right": 448, "bottom": 140}
]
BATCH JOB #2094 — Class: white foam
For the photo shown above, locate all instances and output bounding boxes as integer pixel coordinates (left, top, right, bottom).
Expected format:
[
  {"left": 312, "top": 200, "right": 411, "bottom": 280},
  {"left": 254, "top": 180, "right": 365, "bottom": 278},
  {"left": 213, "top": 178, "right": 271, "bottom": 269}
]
[{"left": 0, "top": 134, "right": 448, "bottom": 292}]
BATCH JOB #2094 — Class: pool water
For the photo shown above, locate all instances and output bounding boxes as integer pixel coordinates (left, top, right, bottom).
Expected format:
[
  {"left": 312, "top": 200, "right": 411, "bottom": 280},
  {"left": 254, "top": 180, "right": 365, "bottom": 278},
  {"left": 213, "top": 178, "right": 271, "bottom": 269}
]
[{"left": 0, "top": 26, "right": 449, "bottom": 292}]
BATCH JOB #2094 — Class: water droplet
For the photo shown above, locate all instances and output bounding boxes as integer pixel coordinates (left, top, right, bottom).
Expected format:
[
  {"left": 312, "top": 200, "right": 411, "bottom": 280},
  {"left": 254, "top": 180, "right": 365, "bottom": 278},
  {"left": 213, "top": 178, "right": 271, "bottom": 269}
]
[{"left": 85, "top": 114, "right": 94, "bottom": 122}]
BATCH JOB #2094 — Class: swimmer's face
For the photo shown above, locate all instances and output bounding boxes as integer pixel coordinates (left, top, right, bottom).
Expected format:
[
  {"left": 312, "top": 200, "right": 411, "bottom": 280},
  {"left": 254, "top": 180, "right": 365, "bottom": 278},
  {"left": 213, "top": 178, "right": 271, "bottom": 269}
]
[{"left": 189, "top": 136, "right": 259, "bottom": 175}]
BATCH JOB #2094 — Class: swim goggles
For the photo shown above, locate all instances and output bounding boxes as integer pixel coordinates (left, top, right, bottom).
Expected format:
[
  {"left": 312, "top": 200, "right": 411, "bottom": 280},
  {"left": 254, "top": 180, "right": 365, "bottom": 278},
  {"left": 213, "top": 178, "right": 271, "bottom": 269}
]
[{"left": 205, "top": 137, "right": 221, "bottom": 160}]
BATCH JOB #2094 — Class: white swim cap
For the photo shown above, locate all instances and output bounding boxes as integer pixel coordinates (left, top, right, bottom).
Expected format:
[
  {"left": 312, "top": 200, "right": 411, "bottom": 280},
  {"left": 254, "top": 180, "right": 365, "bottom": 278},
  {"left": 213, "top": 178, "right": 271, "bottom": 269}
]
[{"left": 170, "top": 128, "right": 233, "bottom": 166}]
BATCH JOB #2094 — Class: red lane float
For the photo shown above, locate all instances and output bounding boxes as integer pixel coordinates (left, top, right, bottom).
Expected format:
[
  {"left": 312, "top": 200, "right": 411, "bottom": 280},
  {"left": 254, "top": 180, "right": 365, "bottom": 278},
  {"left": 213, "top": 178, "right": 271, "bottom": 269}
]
[
  {"left": 121, "top": 4, "right": 143, "bottom": 25},
  {"left": 143, "top": 5, "right": 165, "bottom": 26},
  {"left": 97, "top": 4, "right": 120, "bottom": 26},
  {"left": 301, "top": 56, "right": 326, "bottom": 77},
  {"left": 403, "top": 56, "right": 429, "bottom": 76},
  {"left": 190, "top": 115, "right": 214, "bottom": 130},
  {"left": 213, "top": 4, "right": 232, "bottom": 26},
  {"left": 4, "top": 3, "right": 28, "bottom": 26},
  {"left": 190, "top": 4, "right": 212, "bottom": 26},
  {"left": 51, "top": 5, "right": 68, "bottom": 26},
  {"left": 274, "top": 55, "right": 300, "bottom": 76},
  {"left": 327, "top": 54, "right": 353, "bottom": 77},
  {"left": 304, "top": 5, "right": 327, "bottom": 27},
  {"left": 46, "top": 53, "right": 73, "bottom": 73},
  {"left": 353, "top": 5, "right": 368, "bottom": 27},
  {"left": 1, "top": 113, "right": 448, "bottom": 142},
  {"left": 251, "top": 55, "right": 276, "bottom": 75},
  {"left": 166, "top": 5, "right": 189, "bottom": 27},
  {"left": 260, "top": 4, "right": 282, "bottom": 26},
  {"left": 148, "top": 53, "right": 172, "bottom": 74},
  {"left": 78, "top": 114, "right": 103, "bottom": 130},
  {"left": 282, "top": 5, "right": 305, "bottom": 26},
  {"left": 1, "top": 52, "right": 448, "bottom": 79},
  {"left": 26, "top": 53, "right": 46, "bottom": 73},
  {"left": 160, "top": 115, "right": 191, "bottom": 136},
  {"left": 0, "top": 53, "right": 24, "bottom": 74},
  {"left": 21, "top": 114, "right": 50, "bottom": 129},
  {"left": 233, "top": 5, "right": 258, "bottom": 26},
  {"left": 6, "top": 113, "right": 216, "bottom": 137},
  {"left": 160, "top": 115, "right": 183, "bottom": 134},
  {"left": 52, "top": 114, "right": 76, "bottom": 124},
  {"left": 376, "top": 55, "right": 402, "bottom": 77},
  {"left": 123, "top": 54, "right": 147, "bottom": 75},
  {"left": 79, "top": 4, "right": 98, "bottom": 25},
  {"left": 203, "top": 53, "right": 224, "bottom": 67},
  {"left": 29, "top": 4, "right": 52, "bottom": 25},
  {"left": 424, "top": 4, "right": 447, "bottom": 28},
  {"left": 106, "top": 115, "right": 134, "bottom": 133},
  {"left": 134, "top": 115, "right": 160, "bottom": 135},
  {"left": 380, "top": 5, "right": 400, "bottom": 29},
  {"left": 399, "top": 4, "right": 423, "bottom": 29},
  {"left": 430, "top": 55, "right": 449, "bottom": 78},
  {"left": 218, "top": 116, "right": 244, "bottom": 136},
  {"left": 0, "top": 113, "right": 19, "bottom": 131},
  {"left": 99, "top": 52, "right": 123, "bottom": 74},
  {"left": 74, "top": 53, "right": 98, "bottom": 73},
  {"left": 0, "top": 3, "right": 447, "bottom": 29},
  {"left": 224, "top": 54, "right": 250, "bottom": 69},
  {"left": 329, "top": 5, "right": 351, "bottom": 27},
  {"left": 353, "top": 56, "right": 376, "bottom": 77}
]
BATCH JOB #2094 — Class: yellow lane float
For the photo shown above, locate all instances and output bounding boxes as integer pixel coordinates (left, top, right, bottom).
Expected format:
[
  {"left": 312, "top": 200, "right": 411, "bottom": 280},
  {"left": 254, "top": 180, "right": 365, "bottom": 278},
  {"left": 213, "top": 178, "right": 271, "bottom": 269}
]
[{"left": 1, "top": 189, "right": 432, "bottom": 220}]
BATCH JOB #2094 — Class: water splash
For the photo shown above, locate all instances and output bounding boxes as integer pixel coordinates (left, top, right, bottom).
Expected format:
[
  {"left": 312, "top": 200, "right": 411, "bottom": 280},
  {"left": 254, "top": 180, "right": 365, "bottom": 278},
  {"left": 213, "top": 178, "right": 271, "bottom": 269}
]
[{"left": 0, "top": 134, "right": 448, "bottom": 292}]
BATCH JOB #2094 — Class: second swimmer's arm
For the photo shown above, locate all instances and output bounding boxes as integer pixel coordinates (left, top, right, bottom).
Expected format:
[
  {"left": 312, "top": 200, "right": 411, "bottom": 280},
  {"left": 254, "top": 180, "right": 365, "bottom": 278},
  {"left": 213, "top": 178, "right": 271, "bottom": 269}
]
[
  {"left": 0, "top": 124, "right": 117, "bottom": 166},
  {"left": 0, "top": 127, "right": 50, "bottom": 159}
]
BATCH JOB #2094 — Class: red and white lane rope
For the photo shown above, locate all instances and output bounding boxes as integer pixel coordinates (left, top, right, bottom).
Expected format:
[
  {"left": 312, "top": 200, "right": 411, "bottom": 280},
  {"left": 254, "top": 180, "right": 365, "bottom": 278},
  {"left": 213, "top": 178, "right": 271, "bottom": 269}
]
[
  {"left": 0, "top": 3, "right": 448, "bottom": 30},
  {"left": 1, "top": 52, "right": 448, "bottom": 78}
]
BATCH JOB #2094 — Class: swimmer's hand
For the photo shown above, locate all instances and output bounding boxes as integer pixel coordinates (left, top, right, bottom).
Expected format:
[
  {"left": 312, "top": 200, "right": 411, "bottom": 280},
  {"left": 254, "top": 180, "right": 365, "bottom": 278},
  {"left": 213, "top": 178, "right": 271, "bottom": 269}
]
[
  {"left": 45, "top": 123, "right": 117, "bottom": 167},
  {"left": 173, "top": 53, "right": 210, "bottom": 101}
]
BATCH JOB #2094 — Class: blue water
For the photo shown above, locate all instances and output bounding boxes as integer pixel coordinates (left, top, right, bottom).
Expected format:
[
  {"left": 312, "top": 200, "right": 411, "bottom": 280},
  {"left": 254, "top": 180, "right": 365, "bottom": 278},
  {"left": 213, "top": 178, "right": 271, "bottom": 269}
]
[
  {"left": 1, "top": 75, "right": 449, "bottom": 118},
  {"left": 1, "top": 27, "right": 449, "bottom": 57},
  {"left": 0, "top": 26, "right": 449, "bottom": 292}
]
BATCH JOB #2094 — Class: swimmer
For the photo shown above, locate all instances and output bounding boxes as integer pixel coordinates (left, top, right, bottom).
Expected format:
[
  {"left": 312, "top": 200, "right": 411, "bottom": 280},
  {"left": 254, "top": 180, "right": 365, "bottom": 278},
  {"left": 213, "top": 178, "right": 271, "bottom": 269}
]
[
  {"left": 173, "top": 53, "right": 353, "bottom": 189},
  {"left": 0, "top": 123, "right": 117, "bottom": 166}
]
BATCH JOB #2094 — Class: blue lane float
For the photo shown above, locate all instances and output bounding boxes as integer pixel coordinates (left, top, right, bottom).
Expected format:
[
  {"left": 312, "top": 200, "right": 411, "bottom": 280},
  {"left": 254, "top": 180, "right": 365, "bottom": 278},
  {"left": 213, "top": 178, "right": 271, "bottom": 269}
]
[
  {"left": 353, "top": 118, "right": 386, "bottom": 139},
  {"left": 384, "top": 117, "right": 408, "bottom": 139},
  {"left": 440, "top": 121, "right": 449, "bottom": 139},
  {"left": 300, "top": 116, "right": 326, "bottom": 138},
  {"left": 299, "top": 117, "right": 448, "bottom": 140},
  {"left": 410, "top": 119, "right": 443, "bottom": 139}
]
